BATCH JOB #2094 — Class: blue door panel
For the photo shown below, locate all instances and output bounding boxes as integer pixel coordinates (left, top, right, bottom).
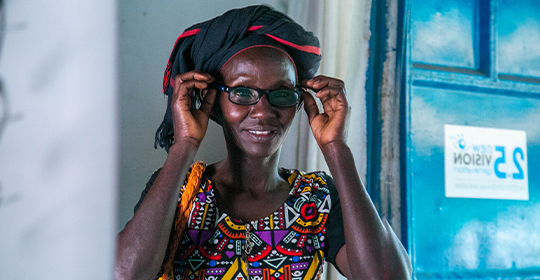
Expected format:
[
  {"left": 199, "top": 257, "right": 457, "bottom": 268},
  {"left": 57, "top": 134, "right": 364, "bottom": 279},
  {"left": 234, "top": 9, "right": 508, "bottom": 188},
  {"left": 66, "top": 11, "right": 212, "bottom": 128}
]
[
  {"left": 408, "top": 85, "right": 540, "bottom": 278},
  {"left": 411, "top": 0, "right": 479, "bottom": 69},
  {"left": 498, "top": 0, "right": 540, "bottom": 78},
  {"left": 404, "top": 0, "right": 540, "bottom": 278}
]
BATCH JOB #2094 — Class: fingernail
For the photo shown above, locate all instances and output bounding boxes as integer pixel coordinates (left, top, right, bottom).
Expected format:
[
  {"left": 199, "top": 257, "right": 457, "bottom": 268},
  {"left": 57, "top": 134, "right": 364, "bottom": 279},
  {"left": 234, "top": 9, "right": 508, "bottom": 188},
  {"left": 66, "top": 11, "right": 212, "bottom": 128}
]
[{"left": 201, "top": 89, "right": 208, "bottom": 99}]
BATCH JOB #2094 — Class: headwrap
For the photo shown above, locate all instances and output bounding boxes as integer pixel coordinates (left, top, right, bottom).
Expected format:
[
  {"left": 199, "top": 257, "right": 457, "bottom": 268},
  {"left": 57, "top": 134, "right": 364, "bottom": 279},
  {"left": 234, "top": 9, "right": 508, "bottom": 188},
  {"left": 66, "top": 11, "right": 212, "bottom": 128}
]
[{"left": 155, "top": 5, "right": 322, "bottom": 152}]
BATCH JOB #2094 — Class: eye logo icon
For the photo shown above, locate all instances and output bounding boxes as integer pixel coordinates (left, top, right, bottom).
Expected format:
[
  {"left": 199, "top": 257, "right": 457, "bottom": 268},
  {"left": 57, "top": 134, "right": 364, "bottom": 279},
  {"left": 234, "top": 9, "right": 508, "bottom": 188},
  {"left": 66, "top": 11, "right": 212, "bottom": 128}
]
[
  {"left": 450, "top": 133, "right": 469, "bottom": 152},
  {"left": 458, "top": 138, "right": 466, "bottom": 149}
]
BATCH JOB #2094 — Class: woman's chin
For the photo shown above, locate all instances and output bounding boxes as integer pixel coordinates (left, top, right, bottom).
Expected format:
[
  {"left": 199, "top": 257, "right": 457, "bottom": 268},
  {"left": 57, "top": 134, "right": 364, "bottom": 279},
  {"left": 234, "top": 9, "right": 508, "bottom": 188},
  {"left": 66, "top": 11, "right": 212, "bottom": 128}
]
[
  {"left": 224, "top": 132, "right": 284, "bottom": 159},
  {"left": 240, "top": 145, "right": 281, "bottom": 159}
]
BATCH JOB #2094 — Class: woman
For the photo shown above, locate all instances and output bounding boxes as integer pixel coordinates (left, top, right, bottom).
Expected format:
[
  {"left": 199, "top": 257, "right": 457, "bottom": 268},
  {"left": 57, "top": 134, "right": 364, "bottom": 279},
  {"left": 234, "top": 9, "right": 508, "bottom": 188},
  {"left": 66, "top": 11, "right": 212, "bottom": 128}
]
[{"left": 115, "top": 5, "right": 411, "bottom": 280}]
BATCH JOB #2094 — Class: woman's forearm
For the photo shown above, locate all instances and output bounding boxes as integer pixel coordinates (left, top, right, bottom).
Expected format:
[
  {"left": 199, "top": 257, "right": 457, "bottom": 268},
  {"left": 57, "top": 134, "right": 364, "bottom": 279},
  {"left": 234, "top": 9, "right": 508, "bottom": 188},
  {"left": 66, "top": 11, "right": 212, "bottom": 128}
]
[
  {"left": 114, "top": 141, "right": 199, "bottom": 280},
  {"left": 321, "top": 141, "right": 411, "bottom": 279}
]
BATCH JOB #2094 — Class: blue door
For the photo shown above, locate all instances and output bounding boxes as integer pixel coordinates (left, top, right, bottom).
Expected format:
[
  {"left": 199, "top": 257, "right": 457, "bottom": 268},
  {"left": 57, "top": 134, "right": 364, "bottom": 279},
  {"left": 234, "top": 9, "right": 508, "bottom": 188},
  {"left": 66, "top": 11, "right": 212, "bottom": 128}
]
[{"left": 404, "top": 0, "right": 540, "bottom": 278}]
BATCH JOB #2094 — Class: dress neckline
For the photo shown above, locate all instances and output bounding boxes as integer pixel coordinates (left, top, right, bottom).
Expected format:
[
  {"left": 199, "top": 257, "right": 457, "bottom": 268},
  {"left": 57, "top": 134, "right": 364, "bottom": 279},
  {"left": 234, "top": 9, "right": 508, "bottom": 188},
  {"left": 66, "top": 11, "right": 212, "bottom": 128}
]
[{"left": 202, "top": 167, "right": 299, "bottom": 225}]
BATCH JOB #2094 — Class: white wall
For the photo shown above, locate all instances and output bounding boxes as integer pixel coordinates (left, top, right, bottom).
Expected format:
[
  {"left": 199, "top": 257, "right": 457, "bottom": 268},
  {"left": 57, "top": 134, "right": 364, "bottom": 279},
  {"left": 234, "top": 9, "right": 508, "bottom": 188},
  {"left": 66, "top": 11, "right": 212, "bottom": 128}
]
[
  {"left": 118, "top": 0, "right": 286, "bottom": 230},
  {"left": 0, "top": 0, "right": 117, "bottom": 279}
]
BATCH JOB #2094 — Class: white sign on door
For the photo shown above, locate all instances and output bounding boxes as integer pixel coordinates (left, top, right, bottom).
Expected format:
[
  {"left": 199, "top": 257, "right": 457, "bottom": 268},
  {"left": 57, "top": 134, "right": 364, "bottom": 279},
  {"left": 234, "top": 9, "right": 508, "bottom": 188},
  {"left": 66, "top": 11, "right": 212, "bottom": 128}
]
[{"left": 444, "top": 125, "right": 528, "bottom": 200}]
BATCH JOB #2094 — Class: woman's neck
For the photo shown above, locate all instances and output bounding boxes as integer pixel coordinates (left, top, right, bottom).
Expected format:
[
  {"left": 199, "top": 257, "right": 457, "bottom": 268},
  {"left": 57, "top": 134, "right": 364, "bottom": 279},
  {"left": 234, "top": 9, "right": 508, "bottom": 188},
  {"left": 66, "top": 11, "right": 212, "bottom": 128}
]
[
  {"left": 208, "top": 143, "right": 292, "bottom": 222},
  {"left": 214, "top": 146, "right": 286, "bottom": 198}
]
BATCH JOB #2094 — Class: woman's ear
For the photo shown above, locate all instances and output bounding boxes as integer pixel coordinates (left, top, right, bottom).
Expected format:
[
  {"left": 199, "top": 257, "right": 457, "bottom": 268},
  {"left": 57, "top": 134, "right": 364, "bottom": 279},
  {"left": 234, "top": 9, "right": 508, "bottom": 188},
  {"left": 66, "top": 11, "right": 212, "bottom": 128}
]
[
  {"left": 209, "top": 75, "right": 224, "bottom": 125},
  {"left": 209, "top": 100, "right": 223, "bottom": 126}
]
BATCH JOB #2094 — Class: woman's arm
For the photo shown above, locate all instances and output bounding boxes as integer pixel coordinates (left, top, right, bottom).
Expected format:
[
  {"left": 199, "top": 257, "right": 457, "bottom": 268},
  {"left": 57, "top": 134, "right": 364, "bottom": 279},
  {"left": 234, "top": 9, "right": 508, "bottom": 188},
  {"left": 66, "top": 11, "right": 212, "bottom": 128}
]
[
  {"left": 115, "top": 143, "right": 197, "bottom": 280},
  {"left": 302, "top": 76, "right": 412, "bottom": 279},
  {"left": 114, "top": 72, "right": 217, "bottom": 280},
  {"left": 321, "top": 142, "right": 412, "bottom": 279}
]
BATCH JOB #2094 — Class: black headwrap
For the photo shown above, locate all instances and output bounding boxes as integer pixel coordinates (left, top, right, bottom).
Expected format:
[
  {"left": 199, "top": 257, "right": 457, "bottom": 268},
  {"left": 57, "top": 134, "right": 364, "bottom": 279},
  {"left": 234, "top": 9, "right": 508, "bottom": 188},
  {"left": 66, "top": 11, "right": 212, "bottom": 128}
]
[{"left": 155, "top": 5, "right": 321, "bottom": 152}]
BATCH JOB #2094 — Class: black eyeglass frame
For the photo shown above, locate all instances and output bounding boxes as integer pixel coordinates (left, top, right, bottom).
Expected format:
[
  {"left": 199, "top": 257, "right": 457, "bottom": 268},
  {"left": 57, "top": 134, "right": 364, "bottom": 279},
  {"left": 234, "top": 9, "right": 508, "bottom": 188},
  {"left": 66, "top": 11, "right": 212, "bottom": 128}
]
[{"left": 210, "top": 83, "right": 304, "bottom": 108}]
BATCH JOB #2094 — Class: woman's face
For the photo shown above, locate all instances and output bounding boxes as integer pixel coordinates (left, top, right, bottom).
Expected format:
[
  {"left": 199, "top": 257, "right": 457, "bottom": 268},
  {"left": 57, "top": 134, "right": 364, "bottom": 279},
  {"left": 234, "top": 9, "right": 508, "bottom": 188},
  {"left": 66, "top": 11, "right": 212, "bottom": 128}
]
[{"left": 217, "top": 47, "right": 298, "bottom": 158}]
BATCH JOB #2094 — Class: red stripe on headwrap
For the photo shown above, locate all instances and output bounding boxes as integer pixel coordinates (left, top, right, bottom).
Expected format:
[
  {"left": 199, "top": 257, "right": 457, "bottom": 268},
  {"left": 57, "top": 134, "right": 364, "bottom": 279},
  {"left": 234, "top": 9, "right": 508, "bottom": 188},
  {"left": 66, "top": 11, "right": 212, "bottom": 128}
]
[
  {"left": 163, "top": 29, "right": 202, "bottom": 93},
  {"left": 163, "top": 70, "right": 170, "bottom": 93},
  {"left": 247, "top": 25, "right": 263, "bottom": 31},
  {"left": 180, "top": 28, "right": 201, "bottom": 38},
  {"left": 264, "top": 34, "right": 321, "bottom": 55}
]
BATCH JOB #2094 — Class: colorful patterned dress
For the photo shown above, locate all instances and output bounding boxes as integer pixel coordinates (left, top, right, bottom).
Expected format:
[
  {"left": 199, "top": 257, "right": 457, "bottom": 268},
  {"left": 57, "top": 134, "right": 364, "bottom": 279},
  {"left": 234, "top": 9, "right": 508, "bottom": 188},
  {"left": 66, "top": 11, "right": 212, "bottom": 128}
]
[{"left": 136, "top": 168, "right": 345, "bottom": 280}]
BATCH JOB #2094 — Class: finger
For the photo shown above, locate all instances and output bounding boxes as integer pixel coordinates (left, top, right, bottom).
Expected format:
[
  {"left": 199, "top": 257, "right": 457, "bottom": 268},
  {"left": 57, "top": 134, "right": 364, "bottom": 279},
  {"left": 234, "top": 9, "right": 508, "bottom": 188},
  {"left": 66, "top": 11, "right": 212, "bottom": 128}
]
[
  {"left": 321, "top": 97, "right": 338, "bottom": 116},
  {"left": 176, "top": 80, "right": 212, "bottom": 99},
  {"left": 172, "top": 76, "right": 187, "bottom": 106},
  {"left": 303, "top": 75, "right": 344, "bottom": 90},
  {"left": 320, "top": 93, "right": 349, "bottom": 112},
  {"left": 302, "top": 91, "right": 319, "bottom": 123},
  {"left": 315, "top": 89, "right": 347, "bottom": 109},
  {"left": 314, "top": 87, "right": 343, "bottom": 98},
  {"left": 175, "top": 71, "right": 214, "bottom": 84},
  {"left": 173, "top": 79, "right": 212, "bottom": 110},
  {"left": 301, "top": 77, "right": 327, "bottom": 90},
  {"left": 319, "top": 95, "right": 332, "bottom": 107}
]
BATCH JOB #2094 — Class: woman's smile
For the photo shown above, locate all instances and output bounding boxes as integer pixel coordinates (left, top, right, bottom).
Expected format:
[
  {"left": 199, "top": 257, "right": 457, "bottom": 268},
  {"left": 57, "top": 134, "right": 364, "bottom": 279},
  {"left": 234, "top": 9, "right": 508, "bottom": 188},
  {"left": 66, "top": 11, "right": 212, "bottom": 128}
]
[
  {"left": 243, "top": 126, "right": 279, "bottom": 142},
  {"left": 246, "top": 128, "right": 275, "bottom": 137}
]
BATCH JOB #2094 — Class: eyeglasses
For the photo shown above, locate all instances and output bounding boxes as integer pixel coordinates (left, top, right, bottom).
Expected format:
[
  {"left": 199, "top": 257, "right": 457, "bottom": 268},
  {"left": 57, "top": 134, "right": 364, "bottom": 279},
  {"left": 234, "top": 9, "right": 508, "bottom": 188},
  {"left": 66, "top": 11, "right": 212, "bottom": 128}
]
[{"left": 211, "top": 83, "right": 302, "bottom": 107}]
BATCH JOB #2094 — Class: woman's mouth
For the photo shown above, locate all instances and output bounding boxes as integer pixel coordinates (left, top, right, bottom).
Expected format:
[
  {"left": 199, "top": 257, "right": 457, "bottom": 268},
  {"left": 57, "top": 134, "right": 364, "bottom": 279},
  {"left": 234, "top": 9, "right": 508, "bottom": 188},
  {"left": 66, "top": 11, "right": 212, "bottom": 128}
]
[
  {"left": 245, "top": 129, "right": 277, "bottom": 141},
  {"left": 248, "top": 130, "right": 273, "bottom": 136}
]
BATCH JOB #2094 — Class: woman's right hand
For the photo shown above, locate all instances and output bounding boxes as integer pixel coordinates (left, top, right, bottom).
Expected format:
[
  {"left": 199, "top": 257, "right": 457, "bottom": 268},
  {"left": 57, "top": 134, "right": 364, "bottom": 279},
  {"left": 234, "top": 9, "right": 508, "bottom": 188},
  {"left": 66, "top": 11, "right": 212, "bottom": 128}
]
[{"left": 171, "top": 71, "right": 217, "bottom": 147}]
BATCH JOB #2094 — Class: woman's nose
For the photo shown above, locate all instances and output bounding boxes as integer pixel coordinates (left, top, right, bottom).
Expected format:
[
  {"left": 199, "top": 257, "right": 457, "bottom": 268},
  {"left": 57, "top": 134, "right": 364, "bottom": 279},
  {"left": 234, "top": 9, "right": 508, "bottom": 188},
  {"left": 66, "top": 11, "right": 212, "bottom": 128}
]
[{"left": 248, "top": 94, "right": 277, "bottom": 119}]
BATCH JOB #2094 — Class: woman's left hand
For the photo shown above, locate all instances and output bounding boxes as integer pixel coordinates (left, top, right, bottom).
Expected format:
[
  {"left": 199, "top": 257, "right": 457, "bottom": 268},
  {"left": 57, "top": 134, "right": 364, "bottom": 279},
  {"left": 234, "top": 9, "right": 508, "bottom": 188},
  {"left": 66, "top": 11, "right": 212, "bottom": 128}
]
[{"left": 302, "top": 75, "right": 350, "bottom": 148}]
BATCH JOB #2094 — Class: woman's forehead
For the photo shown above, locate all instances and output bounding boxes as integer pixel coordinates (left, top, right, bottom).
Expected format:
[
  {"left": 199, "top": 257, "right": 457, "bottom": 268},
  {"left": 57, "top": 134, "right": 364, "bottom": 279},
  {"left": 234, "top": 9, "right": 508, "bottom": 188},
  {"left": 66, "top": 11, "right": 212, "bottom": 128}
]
[{"left": 219, "top": 47, "right": 297, "bottom": 86}]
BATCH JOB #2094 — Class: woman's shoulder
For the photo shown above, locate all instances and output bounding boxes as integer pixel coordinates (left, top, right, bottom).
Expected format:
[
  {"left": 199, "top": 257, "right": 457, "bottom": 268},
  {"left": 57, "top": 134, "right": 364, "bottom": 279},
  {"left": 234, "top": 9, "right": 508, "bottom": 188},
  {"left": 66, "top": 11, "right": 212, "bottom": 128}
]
[
  {"left": 281, "top": 167, "right": 335, "bottom": 190},
  {"left": 145, "top": 164, "right": 213, "bottom": 193}
]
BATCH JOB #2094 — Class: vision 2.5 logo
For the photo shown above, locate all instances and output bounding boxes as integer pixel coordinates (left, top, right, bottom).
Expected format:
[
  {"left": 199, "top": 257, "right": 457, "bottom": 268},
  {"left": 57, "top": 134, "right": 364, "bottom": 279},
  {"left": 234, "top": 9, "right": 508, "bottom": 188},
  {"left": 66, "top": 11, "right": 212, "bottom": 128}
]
[
  {"left": 450, "top": 133, "right": 492, "bottom": 166},
  {"left": 450, "top": 133, "right": 525, "bottom": 180}
]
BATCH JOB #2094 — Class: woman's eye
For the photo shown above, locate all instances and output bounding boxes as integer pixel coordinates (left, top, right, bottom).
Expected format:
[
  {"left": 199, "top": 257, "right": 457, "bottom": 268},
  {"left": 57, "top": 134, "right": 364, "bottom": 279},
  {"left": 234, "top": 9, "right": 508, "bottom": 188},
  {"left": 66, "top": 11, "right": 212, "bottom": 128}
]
[
  {"left": 233, "top": 88, "right": 254, "bottom": 97},
  {"left": 271, "top": 90, "right": 291, "bottom": 98}
]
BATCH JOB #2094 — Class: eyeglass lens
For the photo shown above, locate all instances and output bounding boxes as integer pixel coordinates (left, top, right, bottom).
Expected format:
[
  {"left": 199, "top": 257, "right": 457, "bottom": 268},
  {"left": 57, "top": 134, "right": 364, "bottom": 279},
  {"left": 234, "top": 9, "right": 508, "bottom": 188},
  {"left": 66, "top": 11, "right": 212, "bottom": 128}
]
[{"left": 228, "top": 87, "right": 299, "bottom": 107}]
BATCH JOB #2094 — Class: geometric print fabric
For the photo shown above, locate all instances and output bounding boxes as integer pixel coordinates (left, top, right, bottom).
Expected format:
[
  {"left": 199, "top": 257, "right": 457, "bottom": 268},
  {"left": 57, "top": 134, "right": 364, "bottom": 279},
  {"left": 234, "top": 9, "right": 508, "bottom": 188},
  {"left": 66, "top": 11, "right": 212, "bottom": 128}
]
[{"left": 157, "top": 169, "right": 338, "bottom": 280}]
